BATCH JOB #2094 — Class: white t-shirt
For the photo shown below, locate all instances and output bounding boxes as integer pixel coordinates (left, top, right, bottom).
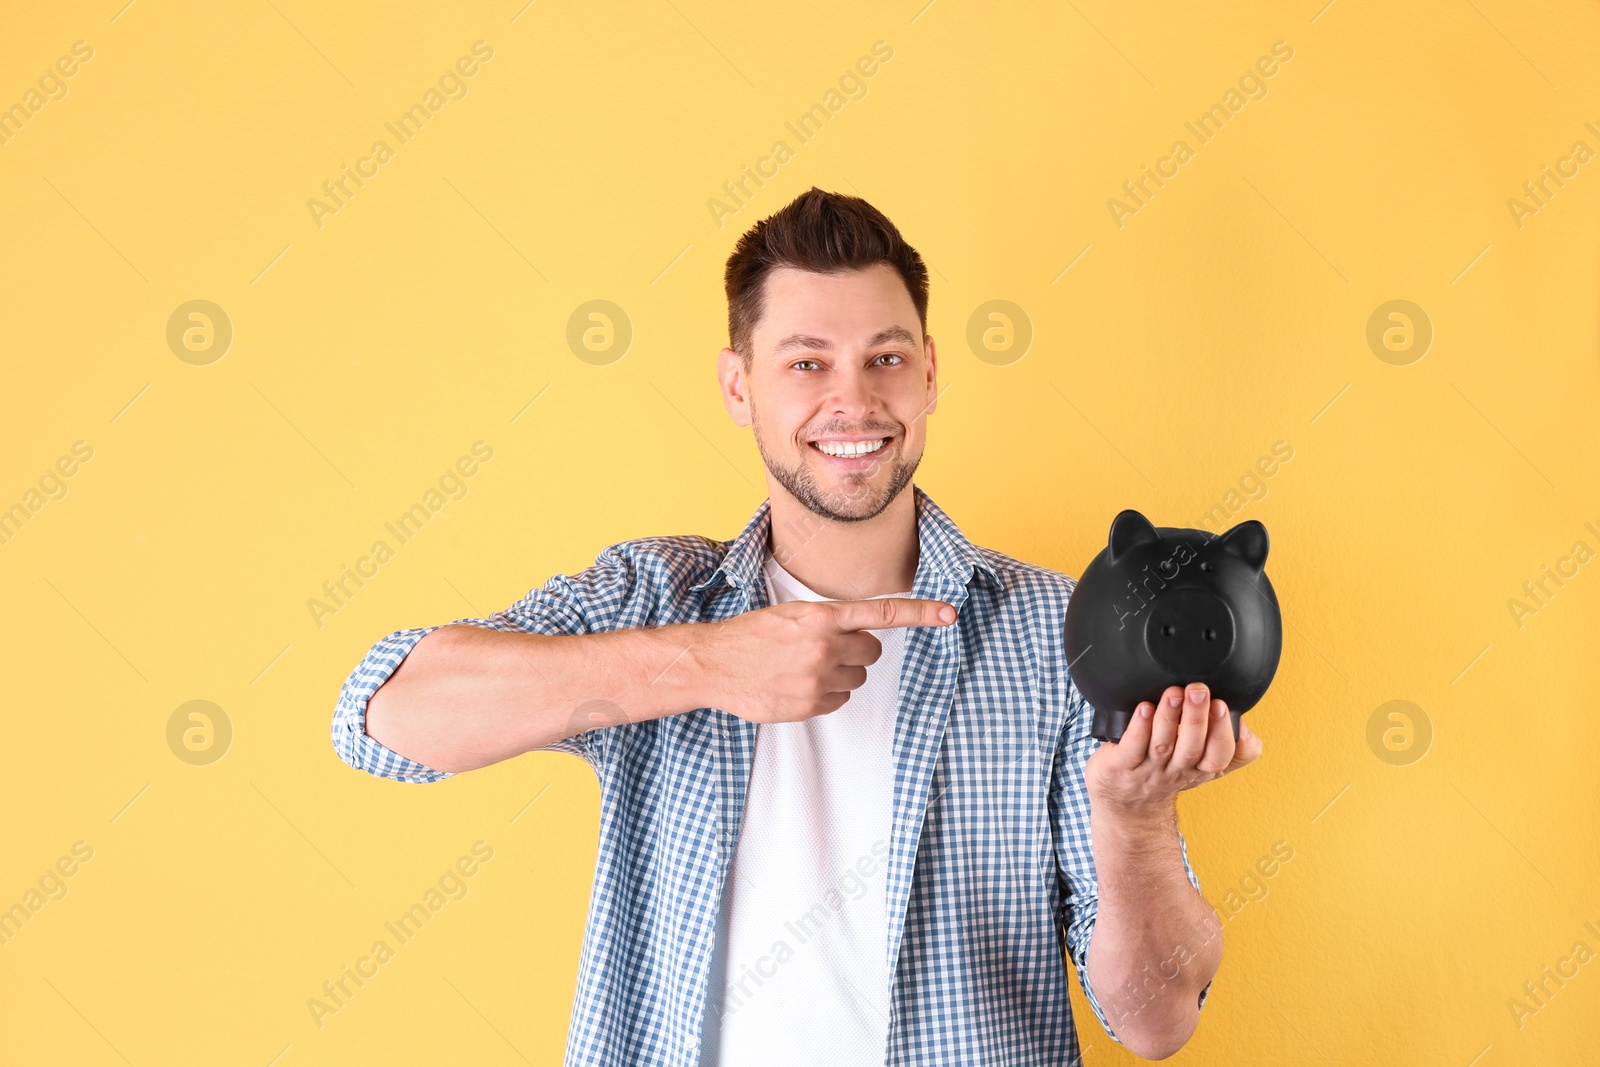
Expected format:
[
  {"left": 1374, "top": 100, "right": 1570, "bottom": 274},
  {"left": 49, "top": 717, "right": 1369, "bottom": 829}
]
[{"left": 695, "top": 553, "right": 914, "bottom": 1066}]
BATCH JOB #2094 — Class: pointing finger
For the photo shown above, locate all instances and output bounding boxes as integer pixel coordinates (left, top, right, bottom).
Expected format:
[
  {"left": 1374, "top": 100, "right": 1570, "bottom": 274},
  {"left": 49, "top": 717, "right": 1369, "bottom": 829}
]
[{"left": 826, "top": 598, "right": 956, "bottom": 632}]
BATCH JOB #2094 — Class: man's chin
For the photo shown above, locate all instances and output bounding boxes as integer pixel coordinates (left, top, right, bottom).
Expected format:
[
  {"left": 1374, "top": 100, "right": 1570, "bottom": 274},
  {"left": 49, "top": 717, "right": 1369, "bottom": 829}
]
[
  {"left": 792, "top": 463, "right": 915, "bottom": 522},
  {"left": 811, "top": 490, "right": 888, "bottom": 522}
]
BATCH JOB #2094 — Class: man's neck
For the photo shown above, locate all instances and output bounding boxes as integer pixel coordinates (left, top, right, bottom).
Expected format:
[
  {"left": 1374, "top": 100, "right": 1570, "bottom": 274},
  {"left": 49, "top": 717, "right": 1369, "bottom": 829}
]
[{"left": 765, "top": 483, "right": 920, "bottom": 601}]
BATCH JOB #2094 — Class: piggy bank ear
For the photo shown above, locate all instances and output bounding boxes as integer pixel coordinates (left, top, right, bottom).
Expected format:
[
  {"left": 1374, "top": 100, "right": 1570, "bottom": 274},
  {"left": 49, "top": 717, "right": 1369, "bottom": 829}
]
[
  {"left": 1107, "top": 509, "right": 1160, "bottom": 563},
  {"left": 1218, "top": 519, "right": 1269, "bottom": 571}
]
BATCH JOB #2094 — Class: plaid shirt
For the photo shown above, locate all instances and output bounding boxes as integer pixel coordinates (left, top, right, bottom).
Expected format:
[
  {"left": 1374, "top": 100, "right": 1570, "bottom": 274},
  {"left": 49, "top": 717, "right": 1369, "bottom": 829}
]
[{"left": 332, "top": 484, "right": 1210, "bottom": 1065}]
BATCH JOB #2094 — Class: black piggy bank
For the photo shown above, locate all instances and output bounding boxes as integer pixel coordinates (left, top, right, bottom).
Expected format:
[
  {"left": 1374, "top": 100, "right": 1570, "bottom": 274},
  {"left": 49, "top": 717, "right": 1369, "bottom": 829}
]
[{"left": 1064, "top": 509, "right": 1282, "bottom": 743}]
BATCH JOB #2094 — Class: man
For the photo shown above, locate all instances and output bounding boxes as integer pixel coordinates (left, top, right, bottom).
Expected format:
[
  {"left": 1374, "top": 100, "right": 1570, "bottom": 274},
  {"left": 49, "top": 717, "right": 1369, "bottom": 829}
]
[{"left": 332, "top": 187, "right": 1262, "bottom": 1064}]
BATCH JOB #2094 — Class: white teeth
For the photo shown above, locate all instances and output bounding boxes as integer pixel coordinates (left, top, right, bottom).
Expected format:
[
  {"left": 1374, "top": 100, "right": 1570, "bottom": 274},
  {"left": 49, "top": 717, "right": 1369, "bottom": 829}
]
[{"left": 814, "top": 438, "right": 886, "bottom": 457}]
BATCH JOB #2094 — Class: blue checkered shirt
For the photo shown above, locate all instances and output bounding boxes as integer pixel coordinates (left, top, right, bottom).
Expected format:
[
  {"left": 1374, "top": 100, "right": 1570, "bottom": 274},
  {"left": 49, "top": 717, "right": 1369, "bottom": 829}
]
[{"left": 332, "top": 485, "right": 1210, "bottom": 1065}]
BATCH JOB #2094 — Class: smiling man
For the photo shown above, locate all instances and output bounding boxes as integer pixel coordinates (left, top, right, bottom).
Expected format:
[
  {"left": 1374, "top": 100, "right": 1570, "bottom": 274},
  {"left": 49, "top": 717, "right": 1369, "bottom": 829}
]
[{"left": 331, "top": 187, "right": 1263, "bottom": 1065}]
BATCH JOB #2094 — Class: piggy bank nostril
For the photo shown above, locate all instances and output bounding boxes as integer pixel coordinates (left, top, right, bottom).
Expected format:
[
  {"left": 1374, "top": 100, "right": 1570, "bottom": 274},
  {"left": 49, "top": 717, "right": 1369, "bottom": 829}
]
[
  {"left": 1162, "top": 624, "right": 1175, "bottom": 636},
  {"left": 1203, "top": 628, "right": 1216, "bottom": 640}
]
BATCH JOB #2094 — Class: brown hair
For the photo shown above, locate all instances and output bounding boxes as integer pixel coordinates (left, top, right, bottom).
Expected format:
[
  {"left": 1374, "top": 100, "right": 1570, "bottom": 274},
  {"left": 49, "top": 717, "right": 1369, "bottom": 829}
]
[{"left": 724, "top": 187, "right": 930, "bottom": 366}]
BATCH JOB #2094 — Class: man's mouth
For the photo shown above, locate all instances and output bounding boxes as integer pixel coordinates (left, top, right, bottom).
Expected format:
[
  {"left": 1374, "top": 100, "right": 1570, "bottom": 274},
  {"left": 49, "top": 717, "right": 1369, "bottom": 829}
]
[{"left": 808, "top": 436, "right": 893, "bottom": 466}]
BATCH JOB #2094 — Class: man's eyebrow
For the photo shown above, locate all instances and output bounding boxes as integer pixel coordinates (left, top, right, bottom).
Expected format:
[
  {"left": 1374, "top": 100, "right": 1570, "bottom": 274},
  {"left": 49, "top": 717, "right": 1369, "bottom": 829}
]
[
  {"left": 866, "top": 325, "right": 918, "bottom": 348},
  {"left": 771, "top": 333, "right": 831, "bottom": 357},
  {"left": 770, "top": 325, "right": 918, "bottom": 357}
]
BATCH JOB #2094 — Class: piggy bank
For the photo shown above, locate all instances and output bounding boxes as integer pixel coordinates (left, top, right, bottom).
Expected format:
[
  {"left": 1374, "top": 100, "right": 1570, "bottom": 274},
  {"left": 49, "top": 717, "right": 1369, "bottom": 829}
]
[{"left": 1064, "top": 509, "right": 1282, "bottom": 743}]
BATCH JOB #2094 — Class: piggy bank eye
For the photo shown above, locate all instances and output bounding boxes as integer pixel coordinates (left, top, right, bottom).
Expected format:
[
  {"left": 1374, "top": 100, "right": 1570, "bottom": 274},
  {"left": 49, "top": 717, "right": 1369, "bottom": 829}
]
[{"left": 1199, "top": 561, "right": 1214, "bottom": 572}]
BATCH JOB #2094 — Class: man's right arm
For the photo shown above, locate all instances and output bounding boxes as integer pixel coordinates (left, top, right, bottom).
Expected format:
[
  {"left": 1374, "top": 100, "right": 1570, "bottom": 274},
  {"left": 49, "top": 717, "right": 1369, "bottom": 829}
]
[
  {"left": 329, "top": 541, "right": 958, "bottom": 783},
  {"left": 357, "top": 622, "right": 713, "bottom": 776}
]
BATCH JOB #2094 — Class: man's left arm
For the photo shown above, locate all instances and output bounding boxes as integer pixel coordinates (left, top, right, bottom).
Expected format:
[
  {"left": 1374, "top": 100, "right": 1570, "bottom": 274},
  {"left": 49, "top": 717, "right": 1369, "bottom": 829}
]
[{"left": 1081, "top": 681, "right": 1264, "bottom": 1059}]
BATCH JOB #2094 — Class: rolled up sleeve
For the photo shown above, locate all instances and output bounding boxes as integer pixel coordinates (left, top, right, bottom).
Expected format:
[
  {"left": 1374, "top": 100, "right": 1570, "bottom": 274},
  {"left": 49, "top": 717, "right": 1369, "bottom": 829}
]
[
  {"left": 331, "top": 624, "right": 455, "bottom": 782},
  {"left": 1051, "top": 678, "right": 1213, "bottom": 1045},
  {"left": 330, "top": 542, "right": 648, "bottom": 782}
]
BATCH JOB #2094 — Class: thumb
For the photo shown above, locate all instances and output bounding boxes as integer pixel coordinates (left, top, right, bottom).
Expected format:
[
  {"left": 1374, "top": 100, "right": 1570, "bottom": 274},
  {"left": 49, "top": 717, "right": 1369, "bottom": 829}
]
[{"left": 825, "top": 597, "right": 957, "bottom": 632}]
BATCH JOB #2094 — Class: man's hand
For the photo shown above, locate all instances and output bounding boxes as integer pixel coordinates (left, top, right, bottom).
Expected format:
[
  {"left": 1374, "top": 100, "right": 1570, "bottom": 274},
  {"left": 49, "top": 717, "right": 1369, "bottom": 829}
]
[
  {"left": 1085, "top": 682, "right": 1263, "bottom": 821},
  {"left": 691, "top": 598, "right": 956, "bottom": 725}
]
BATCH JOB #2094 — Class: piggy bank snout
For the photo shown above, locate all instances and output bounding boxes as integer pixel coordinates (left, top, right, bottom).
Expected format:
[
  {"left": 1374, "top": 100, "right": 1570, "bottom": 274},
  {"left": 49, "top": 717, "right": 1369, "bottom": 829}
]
[{"left": 1144, "top": 586, "right": 1236, "bottom": 676}]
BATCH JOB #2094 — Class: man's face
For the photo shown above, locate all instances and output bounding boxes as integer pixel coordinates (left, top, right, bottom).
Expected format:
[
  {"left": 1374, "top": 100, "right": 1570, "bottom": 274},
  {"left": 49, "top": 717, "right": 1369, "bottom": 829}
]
[{"left": 717, "top": 263, "right": 938, "bottom": 523}]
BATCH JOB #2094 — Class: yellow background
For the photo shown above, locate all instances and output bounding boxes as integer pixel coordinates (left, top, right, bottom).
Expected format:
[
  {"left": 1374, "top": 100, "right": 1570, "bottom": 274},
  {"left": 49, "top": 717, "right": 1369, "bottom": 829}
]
[{"left": 3, "top": 0, "right": 1597, "bottom": 1063}]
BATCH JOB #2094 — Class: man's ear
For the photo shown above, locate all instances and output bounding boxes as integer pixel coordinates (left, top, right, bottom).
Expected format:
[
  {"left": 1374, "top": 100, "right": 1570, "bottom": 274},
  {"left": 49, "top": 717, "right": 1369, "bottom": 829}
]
[
  {"left": 718, "top": 346, "right": 751, "bottom": 427},
  {"left": 924, "top": 335, "right": 939, "bottom": 415}
]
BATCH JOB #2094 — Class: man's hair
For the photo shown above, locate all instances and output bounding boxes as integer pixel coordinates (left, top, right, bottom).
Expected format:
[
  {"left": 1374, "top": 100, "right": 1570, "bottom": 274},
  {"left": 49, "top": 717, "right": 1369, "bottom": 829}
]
[{"left": 724, "top": 187, "right": 930, "bottom": 366}]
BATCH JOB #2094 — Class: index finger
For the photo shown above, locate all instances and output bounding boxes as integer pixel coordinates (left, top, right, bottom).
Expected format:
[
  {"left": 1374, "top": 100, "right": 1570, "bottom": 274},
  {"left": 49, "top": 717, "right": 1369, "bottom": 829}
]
[
  {"left": 824, "top": 598, "right": 957, "bottom": 632},
  {"left": 1099, "top": 699, "right": 1154, "bottom": 767}
]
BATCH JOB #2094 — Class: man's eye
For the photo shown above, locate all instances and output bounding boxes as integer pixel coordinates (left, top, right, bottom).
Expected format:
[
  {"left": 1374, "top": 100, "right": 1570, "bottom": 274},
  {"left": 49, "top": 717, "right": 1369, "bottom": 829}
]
[
  {"left": 876, "top": 353, "right": 905, "bottom": 366},
  {"left": 793, "top": 359, "right": 820, "bottom": 371}
]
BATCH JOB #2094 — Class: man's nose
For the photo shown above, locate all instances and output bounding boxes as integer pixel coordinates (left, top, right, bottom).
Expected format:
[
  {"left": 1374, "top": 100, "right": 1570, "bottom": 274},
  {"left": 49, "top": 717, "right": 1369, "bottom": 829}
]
[{"left": 827, "top": 361, "right": 878, "bottom": 414}]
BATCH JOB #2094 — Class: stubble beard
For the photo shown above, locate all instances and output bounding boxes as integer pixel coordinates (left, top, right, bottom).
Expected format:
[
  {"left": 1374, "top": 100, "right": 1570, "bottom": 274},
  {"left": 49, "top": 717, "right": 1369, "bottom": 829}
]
[{"left": 750, "top": 400, "right": 920, "bottom": 524}]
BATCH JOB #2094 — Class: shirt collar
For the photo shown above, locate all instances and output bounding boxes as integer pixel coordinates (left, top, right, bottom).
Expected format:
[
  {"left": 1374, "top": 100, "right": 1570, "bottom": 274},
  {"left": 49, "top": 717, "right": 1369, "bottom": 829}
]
[{"left": 689, "top": 484, "right": 1001, "bottom": 595}]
